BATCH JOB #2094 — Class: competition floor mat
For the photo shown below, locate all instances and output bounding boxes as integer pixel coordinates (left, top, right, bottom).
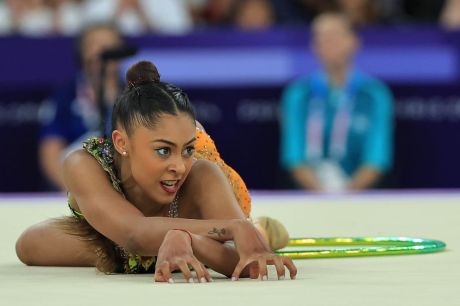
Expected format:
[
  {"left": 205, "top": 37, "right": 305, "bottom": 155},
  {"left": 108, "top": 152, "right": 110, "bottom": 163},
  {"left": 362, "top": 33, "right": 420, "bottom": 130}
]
[{"left": 1, "top": 191, "right": 459, "bottom": 306}]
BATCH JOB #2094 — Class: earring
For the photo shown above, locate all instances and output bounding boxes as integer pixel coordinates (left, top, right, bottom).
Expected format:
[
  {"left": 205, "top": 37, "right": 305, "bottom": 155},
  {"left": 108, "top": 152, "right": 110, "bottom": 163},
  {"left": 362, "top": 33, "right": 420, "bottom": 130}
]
[{"left": 122, "top": 151, "right": 127, "bottom": 156}]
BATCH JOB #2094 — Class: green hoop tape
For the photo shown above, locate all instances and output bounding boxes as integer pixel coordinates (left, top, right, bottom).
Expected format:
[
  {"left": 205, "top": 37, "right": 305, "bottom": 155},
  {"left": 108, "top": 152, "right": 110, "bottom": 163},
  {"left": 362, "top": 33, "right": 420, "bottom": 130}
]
[{"left": 275, "top": 237, "right": 446, "bottom": 259}]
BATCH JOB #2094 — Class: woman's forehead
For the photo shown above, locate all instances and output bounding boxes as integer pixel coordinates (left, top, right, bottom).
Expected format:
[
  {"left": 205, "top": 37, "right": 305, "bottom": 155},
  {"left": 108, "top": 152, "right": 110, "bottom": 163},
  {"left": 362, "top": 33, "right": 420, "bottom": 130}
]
[{"left": 132, "top": 114, "right": 196, "bottom": 141}]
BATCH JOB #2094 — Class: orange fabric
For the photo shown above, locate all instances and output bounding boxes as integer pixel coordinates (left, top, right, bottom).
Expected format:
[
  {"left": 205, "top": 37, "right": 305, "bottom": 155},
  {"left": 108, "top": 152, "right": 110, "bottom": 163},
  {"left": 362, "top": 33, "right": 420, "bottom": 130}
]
[{"left": 194, "top": 129, "right": 251, "bottom": 217}]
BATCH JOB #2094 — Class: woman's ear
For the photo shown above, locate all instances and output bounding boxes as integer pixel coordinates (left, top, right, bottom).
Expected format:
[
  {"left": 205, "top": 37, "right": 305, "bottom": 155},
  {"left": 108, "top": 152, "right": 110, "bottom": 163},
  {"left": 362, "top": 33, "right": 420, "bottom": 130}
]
[{"left": 112, "top": 129, "right": 129, "bottom": 156}]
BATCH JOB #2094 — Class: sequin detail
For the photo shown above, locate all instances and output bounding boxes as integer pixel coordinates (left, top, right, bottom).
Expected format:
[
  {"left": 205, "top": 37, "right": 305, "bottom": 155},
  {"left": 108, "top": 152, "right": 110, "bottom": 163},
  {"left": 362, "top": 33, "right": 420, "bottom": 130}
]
[
  {"left": 82, "top": 137, "right": 122, "bottom": 193},
  {"left": 67, "top": 130, "right": 252, "bottom": 273},
  {"left": 168, "top": 194, "right": 179, "bottom": 218},
  {"left": 67, "top": 137, "right": 158, "bottom": 274}
]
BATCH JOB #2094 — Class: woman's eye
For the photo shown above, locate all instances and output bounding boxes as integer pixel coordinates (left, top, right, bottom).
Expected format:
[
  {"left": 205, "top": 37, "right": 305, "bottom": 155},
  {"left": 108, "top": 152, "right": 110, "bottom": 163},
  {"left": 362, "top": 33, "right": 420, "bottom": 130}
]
[
  {"left": 155, "top": 148, "right": 170, "bottom": 157},
  {"left": 184, "top": 146, "right": 195, "bottom": 156}
]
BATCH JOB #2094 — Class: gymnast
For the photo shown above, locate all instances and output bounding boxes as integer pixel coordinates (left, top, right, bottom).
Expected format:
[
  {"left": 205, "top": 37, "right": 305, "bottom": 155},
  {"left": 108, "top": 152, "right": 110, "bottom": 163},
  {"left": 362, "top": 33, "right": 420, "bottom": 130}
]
[{"left": 15, "top": 60, "right": 297, "bottom": 283}]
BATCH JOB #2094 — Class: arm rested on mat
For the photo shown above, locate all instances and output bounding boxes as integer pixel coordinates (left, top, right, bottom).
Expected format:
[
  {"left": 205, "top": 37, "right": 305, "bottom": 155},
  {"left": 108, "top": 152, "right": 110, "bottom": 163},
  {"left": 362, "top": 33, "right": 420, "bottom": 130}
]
[
  {"left": 181, "top": 160, "right": 247, "bottom": 277},
  {"left": 63, "top": 150, "right": 237, "bottom": 256}
]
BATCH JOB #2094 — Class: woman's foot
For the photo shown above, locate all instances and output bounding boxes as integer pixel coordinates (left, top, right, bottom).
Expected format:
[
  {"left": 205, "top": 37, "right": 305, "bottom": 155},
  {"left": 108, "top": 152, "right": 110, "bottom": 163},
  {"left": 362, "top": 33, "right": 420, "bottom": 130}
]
[{"left": 253, "top": 216, "right": 290, "bottom": 251}]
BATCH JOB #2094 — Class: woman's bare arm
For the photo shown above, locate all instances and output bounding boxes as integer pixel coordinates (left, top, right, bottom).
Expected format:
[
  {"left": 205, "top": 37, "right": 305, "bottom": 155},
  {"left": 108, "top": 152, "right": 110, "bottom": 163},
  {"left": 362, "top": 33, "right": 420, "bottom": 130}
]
[
  {"left": 64, "top": 151, "right": 296, "bottom": 280},
  {"left": 63, "top": 150, "right": 241, "bottom": 256},
  {"left": 178, "top": 160, "right": 246, "bottom": 277},
  {"left": 181, "top": 160, "right": 296, "bottom": 280}
]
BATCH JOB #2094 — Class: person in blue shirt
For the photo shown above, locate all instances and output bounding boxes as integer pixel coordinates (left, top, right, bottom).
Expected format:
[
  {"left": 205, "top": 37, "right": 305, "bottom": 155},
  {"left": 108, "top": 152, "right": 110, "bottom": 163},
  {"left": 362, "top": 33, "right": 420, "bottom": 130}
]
[
  {"left": 280, "top": 12, "right": 394, "bottom": 192},
  {"left": 39, "top": 24, "right": 123, "bottom": 190}
]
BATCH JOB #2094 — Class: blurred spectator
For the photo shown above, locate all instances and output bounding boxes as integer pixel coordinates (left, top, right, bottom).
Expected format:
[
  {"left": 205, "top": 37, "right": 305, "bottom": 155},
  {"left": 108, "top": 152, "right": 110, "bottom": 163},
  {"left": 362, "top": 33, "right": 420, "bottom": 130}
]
[
  {"left": 0, "top": 0, "right": 457, "bottom": 36},
  {"left": 233, "top": 0, "right": 275, "bottom": 30},
  {"left": 0, "top": 0, "right": 82, "bottom": 36},
  {"left": 337, "top": 0, "right": 383, "bottom": 26},
  {"left": 47, "top": 0, "right": 83, "bottom": 35},
  {"left": 0, "top": 0, "right": 193, "bottom": 36},
  {"left": 1, "top": 0, "right": 53, "bottom": 36},
  {"left": 39, "top": 23, "right": 123, "bottom": 190},
  {"left": 0, "top": 1, "right": 12, "bottom": 34},
  {"left": 81, "top": 0, "right": 193, "bottom": 35},
  {"left": 198, "top": 0, "right": 237, "bottom": 27},
  {"left": 440, "top": 0, "right": 460, "bottom": 29},
  {"left": 270, "top": 0, "right": 336, "bottom": 25},
  {"left": 280, "top": 12, "right": 394, "bottom": 192}
]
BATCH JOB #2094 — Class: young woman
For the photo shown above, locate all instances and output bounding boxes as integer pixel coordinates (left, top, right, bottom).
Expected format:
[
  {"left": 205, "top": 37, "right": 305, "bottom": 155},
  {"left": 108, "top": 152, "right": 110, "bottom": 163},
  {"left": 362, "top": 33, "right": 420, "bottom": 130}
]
[{"left": 16, "top": 61, "right": 297, "bottom": 283}]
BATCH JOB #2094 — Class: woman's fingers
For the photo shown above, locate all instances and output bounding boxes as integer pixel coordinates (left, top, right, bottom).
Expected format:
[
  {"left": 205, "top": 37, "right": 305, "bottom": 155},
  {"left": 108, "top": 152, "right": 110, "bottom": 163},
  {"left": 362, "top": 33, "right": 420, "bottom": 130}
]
[
  {"left": 200, "top": 262, "right": 213, "bottom": 282},
  {"left": 257, "top": 256, "right": 268, "bottom": 280},
  {"left": 154, "top": 261, "right": 173, "bottom": 283},
  {"left": 233, "top": 254, "right": 296, "bottom": 281},
  {"left": 188, "top": 258, "right": 210, "bottom": 283},
  {"left": 283, "top": 256, "right": 297, "bottom": 280},
  {"left": 272, "top": 255, "right": 286, "bottom": 280},
  {"left": 176, "top": 258, "right": 194, "bottom": 283},
  {"left": 231, "top": 260, "right": 247, "bottom": 281},
  {"left": 155, "top": 257, "right": 212, "bottom": 284}
]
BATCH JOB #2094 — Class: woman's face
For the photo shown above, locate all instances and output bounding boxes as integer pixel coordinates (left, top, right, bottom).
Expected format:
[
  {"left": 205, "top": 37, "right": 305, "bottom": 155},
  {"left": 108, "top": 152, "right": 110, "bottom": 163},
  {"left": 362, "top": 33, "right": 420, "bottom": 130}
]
[{"left": 126, "top": 113, "right": 196, "bottom": 205}]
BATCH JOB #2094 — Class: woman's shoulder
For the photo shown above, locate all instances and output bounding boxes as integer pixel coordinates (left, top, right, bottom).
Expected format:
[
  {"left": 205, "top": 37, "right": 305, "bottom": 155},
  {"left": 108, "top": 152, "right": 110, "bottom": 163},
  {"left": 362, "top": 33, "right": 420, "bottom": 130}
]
[
  {"left": 182, "top": 160, "right": 223, "bottom": 192},
  {"left": 63, "top": 148, "right": 105, "bottom": 179},
  {"left": 63, "top": 147, "right": 124, "bottom": 209},
  {"left": 188, "top": 159, "right": 222, "bottom": 180},
  {"left": 64, "top": 139, "right": 122, "bottom": 194}
]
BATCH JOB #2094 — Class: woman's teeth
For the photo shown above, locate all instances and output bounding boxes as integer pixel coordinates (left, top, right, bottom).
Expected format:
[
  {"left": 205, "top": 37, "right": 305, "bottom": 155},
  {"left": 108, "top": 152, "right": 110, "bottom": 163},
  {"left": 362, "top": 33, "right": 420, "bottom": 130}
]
[
  {"left": 161, "top": 180, "right": 177, "bottom": 187},
  {"left": 160, "top": 180, "right": 179, "bottom": 193}
]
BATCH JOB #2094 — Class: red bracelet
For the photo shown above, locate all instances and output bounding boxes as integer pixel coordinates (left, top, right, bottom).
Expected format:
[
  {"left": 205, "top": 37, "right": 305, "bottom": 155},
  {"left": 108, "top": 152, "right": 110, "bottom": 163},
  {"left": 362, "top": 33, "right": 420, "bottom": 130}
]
[{"left": 172, "top": 229, "right": 193, "bottom": 242}]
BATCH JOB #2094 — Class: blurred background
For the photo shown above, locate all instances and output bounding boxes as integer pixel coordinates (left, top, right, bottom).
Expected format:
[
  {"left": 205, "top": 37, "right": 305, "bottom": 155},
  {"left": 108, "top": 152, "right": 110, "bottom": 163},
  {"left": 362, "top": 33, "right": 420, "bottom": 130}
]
[{"left": 1, "top": 0, "right": 460, "bottom": 192}]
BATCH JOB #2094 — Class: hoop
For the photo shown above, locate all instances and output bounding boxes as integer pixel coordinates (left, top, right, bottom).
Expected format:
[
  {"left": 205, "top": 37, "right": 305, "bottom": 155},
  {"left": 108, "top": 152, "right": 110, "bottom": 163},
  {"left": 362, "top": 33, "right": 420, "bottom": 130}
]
[{"left": 275, "top": 237, "right": 446, "bottom": 259}]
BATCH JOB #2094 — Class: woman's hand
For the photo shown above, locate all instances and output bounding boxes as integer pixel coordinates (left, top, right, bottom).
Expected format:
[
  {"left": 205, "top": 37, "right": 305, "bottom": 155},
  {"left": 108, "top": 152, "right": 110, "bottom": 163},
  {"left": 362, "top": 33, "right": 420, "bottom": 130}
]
[
  {"left": 230, "top": 220, "right": 297, "bottom": 281},
  {"left": 154, "top": 229, "right": 212, "bottom": 283}
]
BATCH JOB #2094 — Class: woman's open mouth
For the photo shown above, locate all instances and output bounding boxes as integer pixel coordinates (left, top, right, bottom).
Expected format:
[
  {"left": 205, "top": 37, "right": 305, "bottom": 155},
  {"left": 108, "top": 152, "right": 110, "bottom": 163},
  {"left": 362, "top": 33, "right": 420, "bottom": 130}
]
[{"left": 160, "top": 180, "right": 180, "bottom": 194}]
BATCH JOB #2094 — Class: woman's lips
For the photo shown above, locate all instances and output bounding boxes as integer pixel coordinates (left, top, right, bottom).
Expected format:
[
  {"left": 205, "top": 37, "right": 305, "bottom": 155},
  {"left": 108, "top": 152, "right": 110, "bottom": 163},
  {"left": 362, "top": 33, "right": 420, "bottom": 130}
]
[{"left": 160, "top": 180, "right": 180, "bottom": 194}]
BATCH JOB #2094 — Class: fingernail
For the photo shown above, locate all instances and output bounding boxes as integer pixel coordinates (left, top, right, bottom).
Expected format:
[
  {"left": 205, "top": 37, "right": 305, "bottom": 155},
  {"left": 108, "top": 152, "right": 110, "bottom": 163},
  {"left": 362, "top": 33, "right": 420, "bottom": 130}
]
[
  {"left": 279, "top": 275, "right": 285, "bottom": 280},
  {"left": 200, "top": 277, "right": 206, "bottom": 283},
  {"left": 262, "top": 275, "right": 268, "bottom": 281},
  {"left": 231, "top": 276, "right": 237, "bottom": 281},
  {"left": 188, "top": 278, "right": 194, "bottom": 283},
  {"left": 168, "top": 278, "right": 174, "bottom": 284},
  {"left": 209, "top": 278, "right": 214, "bottom": 282}
]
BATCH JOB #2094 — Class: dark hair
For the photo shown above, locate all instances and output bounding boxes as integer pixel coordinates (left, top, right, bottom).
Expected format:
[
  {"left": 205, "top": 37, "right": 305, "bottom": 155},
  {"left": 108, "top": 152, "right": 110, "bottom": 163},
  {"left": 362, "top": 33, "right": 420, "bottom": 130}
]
[{"left": 112, "top": 61, "right": 196, "bottom": 135}]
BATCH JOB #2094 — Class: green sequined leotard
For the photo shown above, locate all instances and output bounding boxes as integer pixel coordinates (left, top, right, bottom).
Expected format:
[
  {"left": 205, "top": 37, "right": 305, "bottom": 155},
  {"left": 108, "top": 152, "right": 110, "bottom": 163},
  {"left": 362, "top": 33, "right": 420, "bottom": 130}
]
[
  {"left": 67, "top": 137, "right": 157, "bottom": 274},
  {"left": 66, "top": 130, "right": 252, "bottom": 273}
]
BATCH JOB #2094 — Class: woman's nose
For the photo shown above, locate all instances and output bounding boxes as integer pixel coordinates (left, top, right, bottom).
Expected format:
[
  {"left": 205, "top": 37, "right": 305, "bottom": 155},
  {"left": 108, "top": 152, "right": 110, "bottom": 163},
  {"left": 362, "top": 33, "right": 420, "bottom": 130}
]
[{"left": 168, "top": 156, "right": 186, "bottom": 175}]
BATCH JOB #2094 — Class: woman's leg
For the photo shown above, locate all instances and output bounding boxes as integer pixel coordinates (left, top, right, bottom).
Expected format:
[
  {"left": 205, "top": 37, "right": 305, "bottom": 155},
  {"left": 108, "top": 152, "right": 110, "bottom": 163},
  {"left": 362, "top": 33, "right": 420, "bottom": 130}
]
[{"left": 16, "top": 218, "right": 97, "bottom": 267}]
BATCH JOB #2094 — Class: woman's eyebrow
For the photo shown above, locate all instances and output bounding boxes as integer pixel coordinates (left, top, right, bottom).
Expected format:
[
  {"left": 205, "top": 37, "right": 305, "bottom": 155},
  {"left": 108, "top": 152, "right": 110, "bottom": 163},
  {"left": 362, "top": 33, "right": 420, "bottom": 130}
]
[{"left": 151, "top": 137, "right": 196, "bottom": 147}]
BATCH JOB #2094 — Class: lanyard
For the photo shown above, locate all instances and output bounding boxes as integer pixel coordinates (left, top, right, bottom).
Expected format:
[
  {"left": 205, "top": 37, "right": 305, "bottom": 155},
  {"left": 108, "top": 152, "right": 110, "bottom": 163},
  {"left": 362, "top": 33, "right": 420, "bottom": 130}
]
[{"left": 305, "top": 70, "right": 361, "bottom": 161}]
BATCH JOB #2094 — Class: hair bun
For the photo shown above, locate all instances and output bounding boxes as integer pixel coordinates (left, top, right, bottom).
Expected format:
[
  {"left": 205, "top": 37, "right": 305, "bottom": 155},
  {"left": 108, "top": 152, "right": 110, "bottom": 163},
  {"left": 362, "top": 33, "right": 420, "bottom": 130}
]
[{"left": 126, "top": 61, "right": 160, "bottom": 89}]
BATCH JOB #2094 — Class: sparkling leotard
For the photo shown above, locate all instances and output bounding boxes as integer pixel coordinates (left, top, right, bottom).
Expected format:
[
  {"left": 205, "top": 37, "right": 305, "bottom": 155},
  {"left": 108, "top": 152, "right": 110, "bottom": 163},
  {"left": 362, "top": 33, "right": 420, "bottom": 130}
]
[{"left": 67, "top": 128, "right": 251, "bottom": 273}]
